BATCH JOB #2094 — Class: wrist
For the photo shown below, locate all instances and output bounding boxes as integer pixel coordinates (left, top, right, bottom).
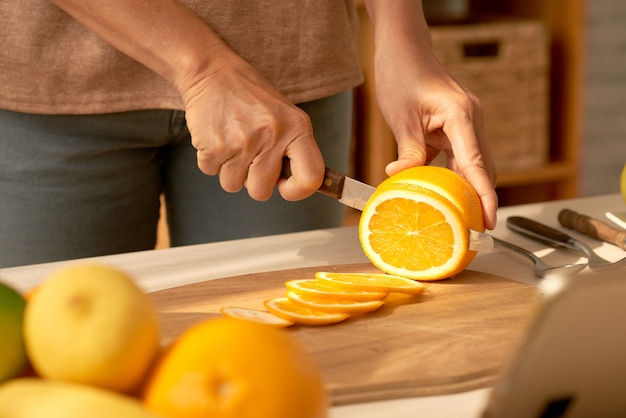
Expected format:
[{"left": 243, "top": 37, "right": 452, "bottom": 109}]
[{"left": 170, "top": 37, "right": 236, "bottom": 98}]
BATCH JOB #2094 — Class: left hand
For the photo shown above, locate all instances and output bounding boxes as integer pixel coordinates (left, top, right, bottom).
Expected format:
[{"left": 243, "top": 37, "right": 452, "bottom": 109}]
[
  {"left": 365, "top": 0, "right": 498, "bottom": 229},
  {"left": 376, "top": 46, "right": 498, "bottom": 229}
]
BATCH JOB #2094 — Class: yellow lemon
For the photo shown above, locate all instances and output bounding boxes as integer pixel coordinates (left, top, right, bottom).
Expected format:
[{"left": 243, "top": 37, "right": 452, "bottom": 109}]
[
  {"left": 0, "top": 281, "right": 28, "bottom": 383},
  {"left": 0, "top": 378, "right": 163, "bottom": 418},
  {"left": 142, "top": 317, "right": 328, "bottom": 418},
  {"left": 24, "top": 264, "right": 159, "bottom": 394},
  {"left": 359, "top": 166, "right": 485, "bottom": 280}
]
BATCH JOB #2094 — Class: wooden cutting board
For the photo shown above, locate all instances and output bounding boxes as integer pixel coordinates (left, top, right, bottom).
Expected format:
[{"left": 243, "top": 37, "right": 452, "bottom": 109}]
[{"left": 149, "top": 263, "right": 538, "bottom": 405}]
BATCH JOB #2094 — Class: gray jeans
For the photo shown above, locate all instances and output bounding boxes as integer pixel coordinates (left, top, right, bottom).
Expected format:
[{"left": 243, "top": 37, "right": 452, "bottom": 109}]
[{"left": 0, "top": 90, "right": 353, "bottom": 267}]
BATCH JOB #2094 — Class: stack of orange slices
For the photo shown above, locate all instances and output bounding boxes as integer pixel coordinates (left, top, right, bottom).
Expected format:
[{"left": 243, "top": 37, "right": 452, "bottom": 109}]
[
  {"left": 358, "top": 166, "right": 485, "bottom": 281},
  {"left": 221, "top": 272, "right": 425, "bottom": 326}
]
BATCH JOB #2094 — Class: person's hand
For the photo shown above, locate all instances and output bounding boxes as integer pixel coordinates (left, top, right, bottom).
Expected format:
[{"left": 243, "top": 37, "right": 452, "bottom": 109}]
[
  {"left": 365, "top": 0, "right": 498, "bottom": 229},
  {"left": 179, "top": 53, "right": 325, "bottom": 202},
  {"left": 51, "top": 0, "right": 325, "bottom": 203},
  {"left": 375, "top": 47, "right": 498, "bottom": 229}
]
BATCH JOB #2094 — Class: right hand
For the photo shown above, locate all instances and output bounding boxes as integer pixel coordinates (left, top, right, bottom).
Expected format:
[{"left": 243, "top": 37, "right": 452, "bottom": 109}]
[
  {"left": 178, "top": 54, "right": 325, "bottom": 202},
  {"left": 51, "top": 0, "right": 325, "bottom": 202}
]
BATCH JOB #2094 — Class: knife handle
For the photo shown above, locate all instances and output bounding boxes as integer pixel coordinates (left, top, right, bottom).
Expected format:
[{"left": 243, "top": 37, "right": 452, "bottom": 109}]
[
  {"left": 280, "top": 157, "right": 344, "bottom": 199},
  {"left": 506, "top": 216, "right": 574, "bottom": 249},
  {"left": 558, "top": 208, "right": 626, "bottom": 251}
]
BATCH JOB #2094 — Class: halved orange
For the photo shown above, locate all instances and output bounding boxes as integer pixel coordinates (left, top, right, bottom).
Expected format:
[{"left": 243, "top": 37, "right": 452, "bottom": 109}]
[
  {"left": 315, "top": 272, "right": 425, "bottom": 295},
  {"left": 264, "top": 297, "right": 349, "bottom": 326},
  {"left": 285, "top": 291, "right": 384, "bottom": 314},
  {"left": 358, "top": 166, "right": 485, "bottom": 281},
  {"left": 285, "top": 279, "right": 388, "bottom": 302},
  {"left": 220, "top": 306, "right": 294, "bottom": 327}
]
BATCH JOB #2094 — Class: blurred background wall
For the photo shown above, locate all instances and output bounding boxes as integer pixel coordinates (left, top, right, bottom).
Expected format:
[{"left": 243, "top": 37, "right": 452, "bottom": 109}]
[{"left": 583, "top": 0, "right": 626, "bottom": 196}]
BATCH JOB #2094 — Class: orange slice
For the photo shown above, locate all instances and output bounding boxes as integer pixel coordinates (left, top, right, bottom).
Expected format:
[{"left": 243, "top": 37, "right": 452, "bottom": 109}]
[
  {"left": 220, "top": 306, "right": 294, "bottom": 327},
  {"left": 358, "top": 166, "right": 485, "bottom": 281},
  {"left": 285, "top": 279, "right": 388, "bottom": 302},
  {"left": 264, "top": 297, "right": 349, "bottom": 326},
  {"left": 285, "top": 290, "right": 384, "bottom": 314},
  {"left": 315, "top": 272, "right": 425, "bottom": 295}
]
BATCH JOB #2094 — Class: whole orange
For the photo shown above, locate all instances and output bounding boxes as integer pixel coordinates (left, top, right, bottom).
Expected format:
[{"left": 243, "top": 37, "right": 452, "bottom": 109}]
[
  {"left": 359, "top": 166, "right": 485, "bottom": 280},
  {"left": 142, "top": 317, "right": 328, "bottom": 418}
]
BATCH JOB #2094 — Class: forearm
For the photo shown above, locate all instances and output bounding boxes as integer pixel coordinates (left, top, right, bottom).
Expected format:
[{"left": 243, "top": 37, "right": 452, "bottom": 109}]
[
  {"left": 51, "top": 0, "right": 325, "bottom": 202},
  {"left": 363, "top": 0, "right": 498, "bottom": 228},
  {"left": 51, "top": 0, "right": 235, "bottom": 93},
  {"left": 363, "top": 0, "right": 433, "bottom": 64}
]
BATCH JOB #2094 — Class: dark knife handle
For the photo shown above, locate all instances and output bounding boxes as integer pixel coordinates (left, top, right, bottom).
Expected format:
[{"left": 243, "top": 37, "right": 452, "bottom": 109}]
[
  {"left": 558, "top": 208, "right": 626, "bottom": 250},
  {"left": 506, "top": 216, "right": 574, "bottom": 249},
  {"left": 280, "top": 157, "right": 344, "bottom": 199}
]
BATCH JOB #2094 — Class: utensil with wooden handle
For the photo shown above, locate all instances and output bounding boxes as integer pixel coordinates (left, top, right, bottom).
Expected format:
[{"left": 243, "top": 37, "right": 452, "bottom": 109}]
[
  {"left": 558, "top": 209, "right": 626, "bottom": 251},
  {"left": 506, "top": 216, "right": 626, "bottom": 271}
]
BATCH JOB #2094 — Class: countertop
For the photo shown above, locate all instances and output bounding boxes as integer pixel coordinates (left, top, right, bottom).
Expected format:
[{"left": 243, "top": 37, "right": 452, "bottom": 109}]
[{"left": 2, "top": 193, "right": 625, "bottom": 417}]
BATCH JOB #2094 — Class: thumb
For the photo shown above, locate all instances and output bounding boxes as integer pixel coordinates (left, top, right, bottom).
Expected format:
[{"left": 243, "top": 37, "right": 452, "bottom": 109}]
[{"left": 385, "top": 135, "right": 427, "bottom": 177}]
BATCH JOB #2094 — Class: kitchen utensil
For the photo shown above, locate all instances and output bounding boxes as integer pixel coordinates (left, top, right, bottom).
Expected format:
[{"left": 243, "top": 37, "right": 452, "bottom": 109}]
[
  {"left": 506, "top": 216, "right": 626, "bottom": 271},
  {"left": 606, "top": 210, "right": 626, "bottom": 229},
  {"left": 280, "top": 158, "right": 494, "bottom": 251},
  {"left": 280, "top": 157, "right": 371, "bottom": 211},
  {"left": 492, "top": 236, "right": 586, "bottom": 278},
  {"left": 558, "top": 209, "right": 626, "bottom": 251}
]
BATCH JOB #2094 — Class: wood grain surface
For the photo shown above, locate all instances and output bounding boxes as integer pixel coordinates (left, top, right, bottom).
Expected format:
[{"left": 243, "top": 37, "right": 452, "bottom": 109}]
[{"left": 149, "top": 263, "right": 539, "bottom": 405}]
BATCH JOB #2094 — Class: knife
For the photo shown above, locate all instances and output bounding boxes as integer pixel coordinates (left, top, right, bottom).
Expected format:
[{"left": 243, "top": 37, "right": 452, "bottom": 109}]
[
  {"left": 280, "top": 158, "right": 493, "bottom": 252},
  {"left": 558, "top": 208, "right": 626, "bottom": 251},
  {"left": 606, "top": 210, "right": 626, "bottom": 230}
]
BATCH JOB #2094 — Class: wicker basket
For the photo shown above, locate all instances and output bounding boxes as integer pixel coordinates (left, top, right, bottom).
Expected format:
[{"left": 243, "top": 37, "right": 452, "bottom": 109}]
[{"left": 430, "top": 19, "right": 550, "bottom": 170}]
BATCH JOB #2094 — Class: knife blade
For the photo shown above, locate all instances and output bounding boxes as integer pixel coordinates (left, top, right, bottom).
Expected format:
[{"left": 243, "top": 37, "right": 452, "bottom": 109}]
[
  {"left": 606, "top": 210, "right": 626, "bottom": 230},
  {"left": 280, "top": 157, "right": 371, "bottom": 211},
  {"left": 280, "top": 158, "right": 493, "bottom": 251}
]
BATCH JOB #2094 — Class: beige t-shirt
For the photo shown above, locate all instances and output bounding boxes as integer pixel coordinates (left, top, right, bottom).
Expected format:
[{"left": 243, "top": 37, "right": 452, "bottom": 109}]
[{"left": 0, "top": 1, "right": 363, "bottom": 114}]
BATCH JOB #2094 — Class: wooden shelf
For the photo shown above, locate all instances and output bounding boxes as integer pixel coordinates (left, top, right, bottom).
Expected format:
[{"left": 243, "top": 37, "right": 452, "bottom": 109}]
[
  {"left": 497, "top": 162, "right": 576, "bottom": 187},
  {"left": 353, "top": 0, "right": 586, "bottom": 207}
]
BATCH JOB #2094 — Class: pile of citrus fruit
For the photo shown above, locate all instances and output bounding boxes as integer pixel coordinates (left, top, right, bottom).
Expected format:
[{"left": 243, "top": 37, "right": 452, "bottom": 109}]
[
  {"left": 0, "top": 264, "right": 328, "bottom": 418},
  {"left": 0, "top": 165, "right": 487, "bottom": 416}
]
